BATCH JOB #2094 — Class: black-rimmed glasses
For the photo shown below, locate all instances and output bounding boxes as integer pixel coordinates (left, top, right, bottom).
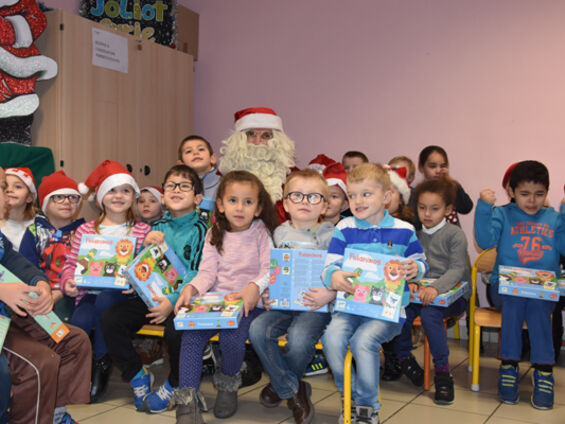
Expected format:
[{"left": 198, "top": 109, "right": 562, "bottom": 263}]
[{"left": 285, "top": 192, "right": 325, "bottom": 205}]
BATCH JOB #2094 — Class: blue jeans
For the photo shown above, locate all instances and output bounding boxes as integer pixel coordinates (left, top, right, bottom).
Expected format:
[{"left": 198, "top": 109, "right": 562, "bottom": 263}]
[
  {"left": 395, "top": 297, "right": 467, "bottom": 369},
  {"left": 249, "top": 310, "right": 330, "bottom": 399},
  {"left": 322, "top": 312, "right": 402, "bottom": 410},
  {"left": 0, "top": 353, "right": 10, "bottom": 424}
]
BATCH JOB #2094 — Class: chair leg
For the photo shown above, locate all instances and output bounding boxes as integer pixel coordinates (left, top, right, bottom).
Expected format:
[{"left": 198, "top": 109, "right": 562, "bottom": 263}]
[
  {"left": 453, "top": 321, "right": 460, "bottom": 340},
  {"left": 468, "top": 316, "right": 475, "bottom": 372},
  {"left": 343, "top": 349, "right": 353, "bottom": 424},
  {"left": 471, "top": 323, "right": 481, "bottom": 391},
  {"left": 424, "top": 335, "right": 431, "bottom": 391}
]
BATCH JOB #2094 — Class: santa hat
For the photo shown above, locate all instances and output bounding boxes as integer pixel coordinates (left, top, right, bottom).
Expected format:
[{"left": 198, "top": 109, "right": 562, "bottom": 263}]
[
  {"left": 386, "top": 166, "right": 410, "bottom": 203},
  {"left": 38, "top": 170, "right": 81, "bottom": 212},
  {"left": 308, "top": 154, "right": 336, "bottom": 173},
  {"left": 502, "top": 162, "right": 519, "bottom": 189},
  {"left": 79, "top": 160, "right": 140, "bottom": 206},
  {"left": 234, "top": 107, "right": 283, "bottom": 132},
  {"left": 140, "top": 186, "right": 163, "bottom": 202},
  {"left": 5, "top": 167, "right": 36, "bottom": 196},
  {"left": 323, "top": 162, "right": 347, "bottom": 194}
]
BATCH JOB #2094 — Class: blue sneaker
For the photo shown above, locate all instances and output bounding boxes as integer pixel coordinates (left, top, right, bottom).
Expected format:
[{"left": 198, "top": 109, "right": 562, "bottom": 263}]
[
  {"left": 498, "top": 364, "right": 519, "bottom": 404},
  {"left": 143, "top": 379, "right": 176, "bottom": 413},
  {"left": 59, "top": 413, "right": 77, "bottom": 424},
  {"left": 531, "top": 370, "right": 554, "bottom": 410},
  {"left": 130, "top": 366, "right": 154, "bottom": 411},
  {"left": 304, "top": 352, "right": 329, "bottom": 377}
]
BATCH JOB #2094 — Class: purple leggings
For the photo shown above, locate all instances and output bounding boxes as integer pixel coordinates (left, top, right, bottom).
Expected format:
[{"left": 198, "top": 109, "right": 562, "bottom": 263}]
[{"left": 179, "top": 308, "right": 263, "bottom": 389}]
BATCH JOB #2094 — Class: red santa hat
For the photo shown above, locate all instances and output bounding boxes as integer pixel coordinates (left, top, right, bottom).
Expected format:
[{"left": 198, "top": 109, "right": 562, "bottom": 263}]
[
  {"left": 38, "top": 170, "right": 81, "bottom": 212},
  {"left": 323, "top": 162, "right": 347, "bottom": 194},
  {"left": 308, "top": 154, "right": 336, "bottom": 173},
  {"left": 386, "top": 166, "right": 410, "bottom": 203},
  {"left": 140, "top": 186, "right": 163, "bottom": 202},
  {"left": 79, "top": 160, "right": 140, "bottom": 206},
  {"left": 5, "top": 167, "right": 36, "bottom": 196},
  {"left": 234, "top": 107, "right": 283, "bottom": 132},
  {"left": 502, "top": 162, "right": 519, "bottom": 189}
]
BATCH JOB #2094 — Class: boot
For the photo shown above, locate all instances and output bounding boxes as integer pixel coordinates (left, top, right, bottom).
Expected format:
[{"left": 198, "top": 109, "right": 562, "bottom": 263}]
[
  {"left": 172, "top": 387, "right": 205, "bottom": 424},
  {"left": 90, "top": 354, "right": 112, "bottom": 403},
  {"left": 287, "top": 381, "right": 314, "bottom": 424},
  {"left": 213, "top": 371, "right": 241, "bottom": 419}
]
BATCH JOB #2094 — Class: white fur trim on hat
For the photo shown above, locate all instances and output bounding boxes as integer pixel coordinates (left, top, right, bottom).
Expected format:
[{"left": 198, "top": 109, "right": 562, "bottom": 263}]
[
  {"left": 141, "top": 187, "right": 162, "bottom": 202},
  {"left": 388, "top": 171, "right": 410, "bottom": 204},
  {"left": 96, "top": 173, "right": 140, "bottom": 206},
  {"left": 41, "top": 188, "right": 81, "bottom": 213},
  {"left": 234, "top": 113, "right": 283, "bottom": 132},
  {"left": 326, "top": 178, "right": 347, "bottom": 194}
]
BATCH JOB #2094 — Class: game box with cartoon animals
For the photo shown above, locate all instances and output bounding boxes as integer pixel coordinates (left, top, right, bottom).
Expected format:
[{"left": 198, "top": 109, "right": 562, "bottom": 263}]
[
  {"left": 174, "top": 292, "right": 244, "bottom": 330},
  {"left": 498, "top": 265, "right": 560, "bottom": 302}
]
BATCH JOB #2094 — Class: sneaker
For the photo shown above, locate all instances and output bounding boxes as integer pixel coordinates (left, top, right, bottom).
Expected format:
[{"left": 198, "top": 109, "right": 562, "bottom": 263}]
[
  {"left": 59, "top": 413, "right": 77, "bottom": 424},
  {"left": 304, "top": 352, "right": 329, "bottom": 377},
  {"left": 338, "top": 398, "right": 356, "bottom": 424},
  {"left": 381, "top": 352, "right": 402, "bottom": 381},
  {"left": 434, "top": 372, "right": 454, "bottom": 405},
  {"left": 531, "top": 369, "right": 554, "bottom": 410},
  {"left": 498, "top": 364, "right": 519, "bottom": 404},
  {"left": 401, "top": 355, "right": 424, "bottom": 387},
  {"left": 130, "top": 366, "right": 154, "bottom": 411},
  {"left": 144, "top": 379, "right": 175, "bottom": 413},
  {"left": 355, "top": 405, "right": 379, "bottom": 424}
]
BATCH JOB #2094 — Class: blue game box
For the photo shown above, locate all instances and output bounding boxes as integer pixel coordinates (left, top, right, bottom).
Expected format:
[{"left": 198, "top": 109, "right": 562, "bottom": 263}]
[
  {"left": 410, "top": 279, "right": 469, "bottom": 307},
  {"left": 174, "top": 291, "right": 244, "bottom": 330},
  {"left": 498, "top": 265, "right": 559, "bottom": 302}
]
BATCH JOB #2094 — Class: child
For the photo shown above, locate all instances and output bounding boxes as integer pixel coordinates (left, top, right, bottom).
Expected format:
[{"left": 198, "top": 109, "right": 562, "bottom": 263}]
[
  {"left": 178, "top": 135, "right": 221, "bottom": 201},
  {"left": 341, "top": 151, "right": 368, "bottom": 173},
  {"left": 249, "top": 169, "right": 335, "bottom": 424},
  {"left": 101, "top": 164, "right": 208, "bottom": 412},
  {"left": 388, "top": 155, "right": 416, "bottom": 188},
  {"left": 136, "top": 186, "right": 164, "bottom": 224},
  {"left": 0, "top": 167, "right": 91, "bottom": 424},
  {"left": 60, "top": 160, "right": 151, "bottom": 403},
  {"left": 393, "top": 178, "right": 469, "bottom": 404},
  {"left": 0, "top": 167, "right": 37, "bottom": 250},
  {"left": 384, "top": 165, "right": 414, "bottom": 224},
  {"left": 475, "top": 160, "right": 565, "bottom": 410},
  {"left": 172, "top": 170, "right": 277, "bottom": 422},
  {"left": 19, "top": 171, "right": 85, "bottom": 321},
  {"left": 322, "top": 162, "right": 349, "bottom": 225},
  {"left": 321, "top": 163, "right": 427, "bottom": 424}
]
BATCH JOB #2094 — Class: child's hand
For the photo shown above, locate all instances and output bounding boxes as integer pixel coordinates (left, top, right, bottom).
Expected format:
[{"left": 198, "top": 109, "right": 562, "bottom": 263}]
[
  {"left": 174, "top": 284, "right": 197, "bottom": 314},
  {"left": 65, "top": 279, "right": 79, "bottom": 297},
  {"left": 52, "top": 289, "right": 63, "bottom": 304},
  {"left": 330, "top": 271, "right": 356, "bottom": 294},
  {"left": 401, "top": 259, "right": 419, "bottom": 280},
  {"left": 121, "top": 287, "right": 135, "bottom": 295},
  {"left": 0, "top": 282, "right": 38, "bottom": 316},
  {"left": 143, "top": 231, "right": 165, "bottom": 247},
  {"left": 480, "top": 189, "right": 496, "bottom": 205},
  {"left": 408, "top": 283, "right": 419, "bottom": 300},
  {"left": 260, "top": 288, "right": 275, "bottom": 311},
  {"left": 147, "top": 297, "right": 173, "bottom": 324},
  {"left": 303, "top": 287, "right": 336, "bottom": 311},
  {"left": 418, "top": 286, "right": 439, "bottom": 306},
  {"left": 27, "top": 281, "right": 53, "bottom": 316},
  {"left": 237, "top": 282, "right": 260, "bottom": 317}
]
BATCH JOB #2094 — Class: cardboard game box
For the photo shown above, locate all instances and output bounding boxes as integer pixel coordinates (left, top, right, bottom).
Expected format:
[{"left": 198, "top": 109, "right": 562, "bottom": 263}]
[
  {"left": 74, "top": 234, "right": 137, "bottom": 290},
  {"left": 268, "top": 248, "right": 328, "bottom": 313},
  {"left": 0, "top": 265, "right": 70, "bottom": 343},
  {"left": 498, "top": 265, "right": 559, "bottom": 302},
  {"left": 125, "top": 242, "right": 187, "bottom": 308},
  {"left": 410, "top": 279, "right": 469, "bottom": 307},
  {"left": 198, "top": 197, "right": 216, "bottom": 227},
  {"left": 334, "top": 249, "right": 406, "bottom": 322},
  {"left": 174, "top": 291, "right": 243, "bottom": 330}
]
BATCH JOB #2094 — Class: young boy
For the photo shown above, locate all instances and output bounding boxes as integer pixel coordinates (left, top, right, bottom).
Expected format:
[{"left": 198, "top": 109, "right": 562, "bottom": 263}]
[
  {"left": 341, "top": 151, "right": 369, "bottom": 173},
  {"left": 136, "top": 186, "right": 164, "bottom": 224},
  {"left": 388, "top": 155, "right": 416, "bottom": 188},
  {"left": 475, "top": 160, "right": 565, "bottom": 410},
  {"left": 100, "top": 164, "right": 208, "bottom": 413},
  {"left": 178, "top": 135, "right": 221, "bottom": 201},
  {"left": 321, "top": 163, "right": 427, "bottom": 424},
  {"left": 249, "top": 169, "right": 335, "bottom": 424},
  {"left": 322, "top": 162, "right": 349, "bottom": 225},
  {"left": 0, "top": 167, "right": 91, "bottom": 424}
]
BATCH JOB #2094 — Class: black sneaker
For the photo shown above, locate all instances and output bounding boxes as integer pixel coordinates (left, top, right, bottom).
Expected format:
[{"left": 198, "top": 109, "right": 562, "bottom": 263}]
[
  {"left": 434, "top": 372, "right": 454, "bottom": 405},
  {"left": 401, "top": 355, "right": 424, "bottom": 387},
  {"left": 382, "top": 352, "right": 402, "bottom": 381}
]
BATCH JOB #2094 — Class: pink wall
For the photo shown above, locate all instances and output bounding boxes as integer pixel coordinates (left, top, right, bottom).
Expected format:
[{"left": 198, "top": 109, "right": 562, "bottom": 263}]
[{"left": 42, "top": 0, "right": 565, "bottom": 257}]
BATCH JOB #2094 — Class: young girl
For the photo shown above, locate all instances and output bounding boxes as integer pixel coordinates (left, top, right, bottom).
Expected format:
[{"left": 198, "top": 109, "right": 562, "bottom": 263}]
[
  {"left": 60, "top": 160, "right": 150, "bottom": 403},
  {"left": 385, "top": 165, "right": 414, "bottom": 224},
  {"left": 136, "top": 186, "right": 164, "bottom": 224},
  {"left": 413, "top": 145, "right": 473, "bottom": 227},
  {"left": 0, "top": 167, "right": 37, "bottom": 250},
  {"left": 393, "top": 178, "right": 470, "bottom": 405},
  {"left": 173, "top": 170, "right": 277, "bottom": 423}
]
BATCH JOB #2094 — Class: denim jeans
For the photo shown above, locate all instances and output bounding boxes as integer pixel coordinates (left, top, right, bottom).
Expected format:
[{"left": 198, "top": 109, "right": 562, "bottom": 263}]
[
  {"left": 322, "top": 312, "right": 402, "bottom": 410},
  {"left": 249, "top": 310, "right": 331, "bottom": 399}
]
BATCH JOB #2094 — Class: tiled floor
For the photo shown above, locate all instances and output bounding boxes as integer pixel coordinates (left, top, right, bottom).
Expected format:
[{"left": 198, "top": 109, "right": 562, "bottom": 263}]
[{"left": 68, "top": 337, "right": 565, "bottom": 423}]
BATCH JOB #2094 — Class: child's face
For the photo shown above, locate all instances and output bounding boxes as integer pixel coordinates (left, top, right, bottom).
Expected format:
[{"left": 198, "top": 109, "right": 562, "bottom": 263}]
[
  {"left": 417, "top": 192, "right": 452, "bottom": 229},
  {"left": 45, "top": 194, "right": 79, "bottom": 222},
  {"left": 324, "top": 185, "right": 348, "bottom": 221},
  {"left": 343, "top": 156, "right": 365, "bottom": 173},
  {"left": 389, "top": 159, "right": 414, "bottom": 184},
  {"left": 5, "top": 175, "right": 34, "bottom": 209},
  {"left": 385, "top": 186, "right": 401, "bottom": 215},
  {"left": 346, "top": 178, "right": 391, "bottom": 225},
  {"left": 420, "top": 151, "right": 448, "bottom": 180},
  {"left": 0, "top": 169, "right": 6, "bottom": 216},
  {"left": 217, "top": 181, "right": 262, "bottom": 232},
  {"left": 510, "top": 181, "right": 548, "bottom": 216},
  {"left": 102, "top": 184, "right": 135, "bottom": 215},
  {"left": 137, "top": 191, "right": 162, "bottom": 221},
  {"left": 283, "top": 177, "right": 328, "bottom": 228},
  {"left": 180, "top": 139, "right": 216, "bottom": 176},
  {"left": 162, "top": 174, "right": 202, "bottom": 217}
]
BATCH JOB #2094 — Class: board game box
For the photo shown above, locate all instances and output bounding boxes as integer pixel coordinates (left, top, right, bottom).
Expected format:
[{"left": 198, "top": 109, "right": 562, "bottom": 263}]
[
  {"left": 268, "top": 248, "right": 328, "bottom": 313},
  {"left": 334, "top": 249, "right": 406, "bottom": 322},
  {"left": 498, "top": 265, "right": 559, "bottom": 302},
  {"left": 74, "top": 234, "right": 137, "bottom": 290},
  {"left": 198, "top": 197, "right": 216, "bottom": 227},
  {"left": 410, "top": 279, "right": 469, "bottom": 307},
  {"left": 124, "top": 242, "right": 187, "bottom": 308},
  {"left": 174, "top": 291, "right": 244, "bottom": 330}
]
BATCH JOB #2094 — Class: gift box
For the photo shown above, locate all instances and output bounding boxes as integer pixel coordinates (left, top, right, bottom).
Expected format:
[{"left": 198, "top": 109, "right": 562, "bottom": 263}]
[
  {"left": 498, "top": 265, "right": 559, "bottom": 302},
  {"left": 410, "top": 279, "right": 469, "bottom": 307},
  {"left": 74, "top": 234, "right": 137, "bottom": 290},
  {"left": 125, "top": 242, "right": 187, "bottom": 308},
  {"left": 174, "top": 291, "right": 243, "bottom": 330},
  {"left": 268, "top": 248, "right": 328, "bottom": 313},
  {"left": 334, "top": 248, "right": 406, "bottom": 322}
]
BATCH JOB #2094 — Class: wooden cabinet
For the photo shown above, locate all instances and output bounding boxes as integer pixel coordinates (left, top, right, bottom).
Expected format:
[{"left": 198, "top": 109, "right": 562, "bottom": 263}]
[{"left": 33, "top": 10, "right": 194, "bottom": 191}]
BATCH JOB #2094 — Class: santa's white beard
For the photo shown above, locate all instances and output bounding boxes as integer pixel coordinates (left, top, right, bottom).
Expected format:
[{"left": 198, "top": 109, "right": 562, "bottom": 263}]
[{"left": 219, "top": 131, "right": 295, "bottom": 202}]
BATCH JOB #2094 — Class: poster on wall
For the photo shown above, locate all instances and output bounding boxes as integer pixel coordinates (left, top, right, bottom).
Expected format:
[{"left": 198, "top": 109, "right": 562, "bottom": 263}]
[{"left": 79, "top": 0, "right": 177, "bottom": 48}]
